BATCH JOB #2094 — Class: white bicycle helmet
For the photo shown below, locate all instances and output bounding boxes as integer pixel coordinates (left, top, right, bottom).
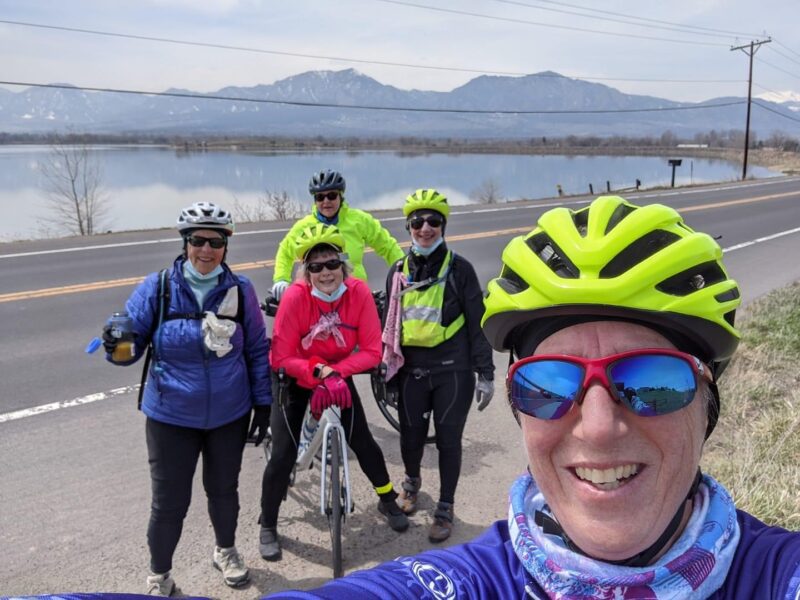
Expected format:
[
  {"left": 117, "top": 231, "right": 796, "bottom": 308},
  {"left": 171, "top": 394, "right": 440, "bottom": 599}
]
[{"left": 177, "top": 202, "right": 234, "bottom": 236}]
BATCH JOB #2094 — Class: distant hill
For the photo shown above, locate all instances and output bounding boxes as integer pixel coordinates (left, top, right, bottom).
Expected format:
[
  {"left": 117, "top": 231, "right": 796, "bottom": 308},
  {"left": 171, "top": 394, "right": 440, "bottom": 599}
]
[{"left": 1, "top": 69, "right": 798, "bottom": 138}]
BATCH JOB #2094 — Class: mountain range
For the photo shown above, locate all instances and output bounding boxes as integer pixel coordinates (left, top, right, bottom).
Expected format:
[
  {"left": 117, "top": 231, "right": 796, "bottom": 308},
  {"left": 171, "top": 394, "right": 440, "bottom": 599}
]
[{"left": 1, "top": 69, "right": 799, "bottom": 139}]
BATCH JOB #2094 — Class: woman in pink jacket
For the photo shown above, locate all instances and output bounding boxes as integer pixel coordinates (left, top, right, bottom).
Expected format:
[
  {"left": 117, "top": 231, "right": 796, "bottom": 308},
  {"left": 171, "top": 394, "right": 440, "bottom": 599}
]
[{"left": 258, "top": 224, "right": 408, "bottom": 562}]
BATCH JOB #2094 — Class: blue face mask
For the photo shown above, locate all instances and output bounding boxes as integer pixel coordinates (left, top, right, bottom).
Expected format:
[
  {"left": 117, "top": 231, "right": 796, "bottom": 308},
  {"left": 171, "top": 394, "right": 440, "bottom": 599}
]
[
  {"left": 411, "top": 236, "right": 444, "bottom": 257},
  {"left": 311, "top": 281, "right": 347, "bottom": 303},
  {"left": 184, "top": 260, "right": 223, "bottom": 281}
]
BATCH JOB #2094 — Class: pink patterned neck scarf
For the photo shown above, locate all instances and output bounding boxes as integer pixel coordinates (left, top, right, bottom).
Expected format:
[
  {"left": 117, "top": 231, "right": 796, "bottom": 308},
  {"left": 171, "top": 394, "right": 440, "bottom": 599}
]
[{"left": 302, "top": 310, "right": 346, "bottom": 349}]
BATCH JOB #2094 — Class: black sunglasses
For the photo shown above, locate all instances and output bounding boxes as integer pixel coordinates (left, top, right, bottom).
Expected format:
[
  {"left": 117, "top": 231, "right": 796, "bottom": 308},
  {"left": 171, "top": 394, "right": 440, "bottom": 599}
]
[
  {"left": 306, "top": 259, "right": 344, "bottom": 273},
  {"left": 187, "top": 235, "right": 226, "bottom": 249},
  {"left": 409, "top": 215, "right": 444, "bottom": 230},
  {"left": 314, "top": 191, "right": 340, "bottom": 202}
]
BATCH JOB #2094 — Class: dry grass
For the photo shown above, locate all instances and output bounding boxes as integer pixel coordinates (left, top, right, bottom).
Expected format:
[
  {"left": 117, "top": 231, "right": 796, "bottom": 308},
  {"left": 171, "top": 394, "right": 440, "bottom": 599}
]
[{"left": 702, "top": 281, "right": 800, "bottom": 529}]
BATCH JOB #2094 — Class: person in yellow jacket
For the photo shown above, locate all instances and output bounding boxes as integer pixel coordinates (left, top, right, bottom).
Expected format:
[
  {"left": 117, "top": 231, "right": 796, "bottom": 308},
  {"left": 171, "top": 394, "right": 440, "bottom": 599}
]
[{"left": 270, "top": 170, "right": 404, "bottom": 299}]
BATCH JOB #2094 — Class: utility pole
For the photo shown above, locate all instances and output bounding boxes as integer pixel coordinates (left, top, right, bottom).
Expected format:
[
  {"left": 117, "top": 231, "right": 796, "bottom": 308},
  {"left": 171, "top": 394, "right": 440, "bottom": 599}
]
[{"left": 731, "top": 38, "right": 771, "bottom": 180}]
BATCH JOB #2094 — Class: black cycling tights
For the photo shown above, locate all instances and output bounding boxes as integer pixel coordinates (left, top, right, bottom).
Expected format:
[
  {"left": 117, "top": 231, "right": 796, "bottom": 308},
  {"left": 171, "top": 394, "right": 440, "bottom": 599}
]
[
  {"left": 145, "top": 413, "right": 249, "bottom": 574},
  {"left": 260, "top": 376, "right": 395, "bottom": 528},
  {"left": 398, "top": 368, "right": 474, "bottom": 505}
]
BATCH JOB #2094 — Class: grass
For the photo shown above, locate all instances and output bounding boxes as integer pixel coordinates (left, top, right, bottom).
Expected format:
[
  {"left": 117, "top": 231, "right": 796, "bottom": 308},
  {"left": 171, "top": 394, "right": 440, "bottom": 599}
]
[{"left": 702, "top": 281, "right": 800, "bottom": 529}]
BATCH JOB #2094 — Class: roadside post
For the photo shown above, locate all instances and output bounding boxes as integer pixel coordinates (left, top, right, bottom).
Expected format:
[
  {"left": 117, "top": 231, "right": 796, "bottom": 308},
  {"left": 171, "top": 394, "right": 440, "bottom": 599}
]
[{"left": 668, "top": 159, "right": 683, "bottom": 188}]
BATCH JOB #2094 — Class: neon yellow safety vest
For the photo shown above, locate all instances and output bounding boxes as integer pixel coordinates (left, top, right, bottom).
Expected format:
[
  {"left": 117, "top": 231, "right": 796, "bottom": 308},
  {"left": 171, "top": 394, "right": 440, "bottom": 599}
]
[{"left": 400, "top": 251, "right": 465, "bottom": 348}]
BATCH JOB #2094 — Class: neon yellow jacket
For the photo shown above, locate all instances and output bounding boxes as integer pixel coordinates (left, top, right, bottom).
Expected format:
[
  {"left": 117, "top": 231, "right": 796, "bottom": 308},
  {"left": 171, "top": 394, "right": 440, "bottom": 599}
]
[{"left": 272, "top": 200, "right": 404, "bottom": 283}]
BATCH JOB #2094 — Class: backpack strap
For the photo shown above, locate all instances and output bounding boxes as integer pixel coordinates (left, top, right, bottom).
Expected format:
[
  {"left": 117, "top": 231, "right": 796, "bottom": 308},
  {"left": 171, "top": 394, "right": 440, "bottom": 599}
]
[
  {"left": 138, "top": 268, "right": 170, "bottom": 410},
  {"left": 136, "top": 271, "right": 245, "bottom": 410}
]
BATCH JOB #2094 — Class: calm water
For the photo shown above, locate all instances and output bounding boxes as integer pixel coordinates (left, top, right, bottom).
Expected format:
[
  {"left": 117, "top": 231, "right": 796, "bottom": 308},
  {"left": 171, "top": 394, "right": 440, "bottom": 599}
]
[{"left": 0, "top": 145, "right": 777, "bottom": 242}]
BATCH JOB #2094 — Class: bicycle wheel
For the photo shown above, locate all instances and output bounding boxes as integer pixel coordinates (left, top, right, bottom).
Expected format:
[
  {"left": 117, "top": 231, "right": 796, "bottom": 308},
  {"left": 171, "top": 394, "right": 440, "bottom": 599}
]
[
  {"left": 372, "top": 372, "right": 436, "bottom": 445},
  {"left": 327, "top": 432, "right": 344, "bottom": 578}
]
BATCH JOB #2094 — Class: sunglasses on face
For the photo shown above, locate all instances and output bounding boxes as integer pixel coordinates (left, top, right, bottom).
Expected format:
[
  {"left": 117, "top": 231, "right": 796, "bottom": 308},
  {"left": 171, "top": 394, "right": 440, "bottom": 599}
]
[
  {"left": 408, "top": 215, "right": 444, "bottom": 230},
  {"left": 187, "top": 235, "right": 226, "bottom": 249},
  {"left": 306, "top": 258, "right": 344, "bottom": 273},
  {"left": 314, "top": 191, "right": 340, "bottom": 202},
  {"left": 507, "top": 348, "right": 712, "bottom": 420}
]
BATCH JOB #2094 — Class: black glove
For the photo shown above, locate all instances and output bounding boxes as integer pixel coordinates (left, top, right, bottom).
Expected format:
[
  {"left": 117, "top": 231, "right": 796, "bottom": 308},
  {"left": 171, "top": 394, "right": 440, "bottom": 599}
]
[
  {"left": 248, "top": 404, "right": 271, "bottom": 446},
  {"left": 101, "top": 324, "right": 118, "bottom": 355}
]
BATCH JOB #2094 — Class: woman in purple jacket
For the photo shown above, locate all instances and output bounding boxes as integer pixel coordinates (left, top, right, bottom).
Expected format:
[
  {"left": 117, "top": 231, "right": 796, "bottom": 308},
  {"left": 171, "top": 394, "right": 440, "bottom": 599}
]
[
  {"left": 103, "top": 202, "right": 272, "bottom": 596},
  {"left": 265, "top": 196, "right": 799, "bottom": 599}
]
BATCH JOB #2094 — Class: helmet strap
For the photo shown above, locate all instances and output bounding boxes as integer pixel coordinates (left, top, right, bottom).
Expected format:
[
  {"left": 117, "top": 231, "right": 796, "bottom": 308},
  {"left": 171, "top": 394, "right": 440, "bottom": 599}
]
[{"left": 533, "top": 469, "right": 702, "bottom": 567}]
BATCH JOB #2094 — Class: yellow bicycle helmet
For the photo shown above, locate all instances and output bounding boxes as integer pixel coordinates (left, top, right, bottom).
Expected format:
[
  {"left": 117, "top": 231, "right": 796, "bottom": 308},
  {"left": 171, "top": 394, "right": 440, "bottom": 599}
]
[
  {"left": 293, "top": 223, "right": 345, "bottom": 261},
  {"left": 482, "top": 196, "right": 741, "bottom": 376},
  {"left": 403, "top": 189, "right": 450, "bottom": 219}
]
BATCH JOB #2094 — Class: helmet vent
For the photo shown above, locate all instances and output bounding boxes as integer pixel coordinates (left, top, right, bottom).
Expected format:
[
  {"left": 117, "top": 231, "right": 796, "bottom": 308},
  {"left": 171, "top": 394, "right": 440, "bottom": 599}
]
[
  {"left": 656, "top": 261, "right": 727, "bottom": 296},
  {"left": 600, "top": 230, "right": 680, "bottom": 278},
  {"left": 526, "top": 233, "right": 579, "bottom": 278},
  {"left": 571, "top": 208, "right": 589, "bottom": 237},
  {"left": 723, "top": 310, "right": 736, "bottom": 327},
  {"left": 715, "top": 288, "right": 741, "bottom": 304},
  {"left": 604, "top": 203, "right": 636, "bottom": 235},
  {"left": 497, "top": 266, "right": 530, "bottom": 294}
]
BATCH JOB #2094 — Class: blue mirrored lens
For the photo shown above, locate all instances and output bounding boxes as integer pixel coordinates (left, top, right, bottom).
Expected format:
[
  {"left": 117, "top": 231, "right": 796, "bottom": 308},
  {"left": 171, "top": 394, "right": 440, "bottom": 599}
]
[
  {"left": 610, "top": 354, "right": 696, "bottom": 416},
  {"left": 511, "top": 361, "right": 582, "bottom": 419}
]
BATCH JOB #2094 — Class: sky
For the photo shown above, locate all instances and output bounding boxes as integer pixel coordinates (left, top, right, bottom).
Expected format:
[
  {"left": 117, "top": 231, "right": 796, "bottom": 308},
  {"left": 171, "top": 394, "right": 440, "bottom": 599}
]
[{"left": 1, "top": 0, "right": 799, "bottom": 104}]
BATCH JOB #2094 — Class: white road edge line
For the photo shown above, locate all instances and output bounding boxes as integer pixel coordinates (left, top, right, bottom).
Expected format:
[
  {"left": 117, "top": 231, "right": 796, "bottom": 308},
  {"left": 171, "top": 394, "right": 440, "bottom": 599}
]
[
  {"left": 2, "top": 222, "right": 800, "bottom": 424},
  {"left": 0, "top": 384, "right": 140, "bottom": 423},
  {"left": 722, "top": 226, "right": 800, "bottom": 252}
]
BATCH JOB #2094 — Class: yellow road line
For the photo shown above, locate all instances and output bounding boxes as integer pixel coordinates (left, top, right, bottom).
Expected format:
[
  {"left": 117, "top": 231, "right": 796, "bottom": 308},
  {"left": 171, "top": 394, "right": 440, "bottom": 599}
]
[{"left": 1, "top": 190, "right": 797, "bottom": 304}]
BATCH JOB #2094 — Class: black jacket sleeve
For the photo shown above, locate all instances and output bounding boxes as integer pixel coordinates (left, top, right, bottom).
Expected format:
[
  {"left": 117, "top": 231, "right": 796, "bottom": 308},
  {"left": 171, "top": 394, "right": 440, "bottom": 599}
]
[{"left": 452, "top": 255, "right": 495, "bottom": 381}]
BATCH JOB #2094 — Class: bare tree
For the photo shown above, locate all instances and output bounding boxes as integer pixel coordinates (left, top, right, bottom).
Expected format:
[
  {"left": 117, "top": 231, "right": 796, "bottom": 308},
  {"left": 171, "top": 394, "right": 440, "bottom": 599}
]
[
  {"left": 470, "top": 178, "right": 503, "bottom": 204},
  {"left": 39, "top": 139, "right": 108, "bottom": 236},
  {"left": 232, "top": 190, "right": 304, "bottom": 223}
]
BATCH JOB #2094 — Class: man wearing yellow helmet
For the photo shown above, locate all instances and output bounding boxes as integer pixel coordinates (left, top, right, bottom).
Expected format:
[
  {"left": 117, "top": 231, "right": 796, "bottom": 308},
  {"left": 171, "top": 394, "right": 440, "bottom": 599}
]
[
  {"left": 269, "top": 170, "right": 404, "bottom": 300},
  {"left": 265, "top": 196, "right": 800, "bottom": 599},
  {"left": 383, "top": 189, "right": 495, "bottom": 544}
]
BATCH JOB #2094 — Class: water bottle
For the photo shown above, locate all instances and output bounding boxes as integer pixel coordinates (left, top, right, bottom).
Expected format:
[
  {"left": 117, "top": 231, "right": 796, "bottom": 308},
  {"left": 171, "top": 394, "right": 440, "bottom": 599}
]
[{"left": 107, "top": 311, "right": 135, "bottom": 362}]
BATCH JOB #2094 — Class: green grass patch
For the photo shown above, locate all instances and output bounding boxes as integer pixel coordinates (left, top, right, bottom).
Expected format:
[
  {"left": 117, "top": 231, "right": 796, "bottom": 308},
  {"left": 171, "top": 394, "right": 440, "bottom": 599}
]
[{"left": 702, "top": 281, "right": 800, "bottom": 529}]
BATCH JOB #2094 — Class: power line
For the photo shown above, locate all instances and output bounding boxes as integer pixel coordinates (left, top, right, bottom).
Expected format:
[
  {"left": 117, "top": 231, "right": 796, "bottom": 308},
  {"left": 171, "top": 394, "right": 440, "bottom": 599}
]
[
  {"left": 0, "top": 80, "right": 748, "bottom": 115},
  {"left": 772, "top": 38, "right": 800, "bottom": 60},
  {"left": 764, "top": 45, "right": 800, "bottom": 69},
  {"left": 753, "top": 82, "right": 785, "bottom": 96},
  {"left": 485, "top": 0, "right": 761, "bottom": 38},
  {"left": 371, "top": 0, "right": 729, "bottom": 46},
  {"left": 756, "top": 57, "right": 800, "bottom": 81},
  {"left": 0, "top": 19, "right": 741, "bottom": 85},
  {"left": 753, "top": 100, "right": 800, "bottom": 124},
  {"left": 484, "top": 0, "right": 744, "bottom": 39}
]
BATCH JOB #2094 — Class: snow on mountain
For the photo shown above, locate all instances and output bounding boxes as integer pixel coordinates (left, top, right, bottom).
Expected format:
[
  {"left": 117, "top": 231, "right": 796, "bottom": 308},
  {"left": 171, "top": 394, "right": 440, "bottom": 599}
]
[
  {"left": 1, "top": 69, "right": 798, "bottom": 136},
  {"left": 756, "top": 90, "right": 800, "bottom": 112}
]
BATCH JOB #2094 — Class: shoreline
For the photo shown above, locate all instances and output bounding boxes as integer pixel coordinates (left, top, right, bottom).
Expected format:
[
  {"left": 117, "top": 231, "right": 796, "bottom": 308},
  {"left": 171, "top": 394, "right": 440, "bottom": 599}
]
[{"left": 2, "top": 145, "right": 798, "bottom": 246}]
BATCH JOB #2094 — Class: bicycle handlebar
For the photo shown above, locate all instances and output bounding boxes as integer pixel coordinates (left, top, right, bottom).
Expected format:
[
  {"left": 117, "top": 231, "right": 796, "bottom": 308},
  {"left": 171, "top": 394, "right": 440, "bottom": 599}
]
[
  {"left": 260, "top": 292, "right": 280, "bottom": 318},
  {"left": 261, "top": 289, "right": 385, "bottom": 319}
]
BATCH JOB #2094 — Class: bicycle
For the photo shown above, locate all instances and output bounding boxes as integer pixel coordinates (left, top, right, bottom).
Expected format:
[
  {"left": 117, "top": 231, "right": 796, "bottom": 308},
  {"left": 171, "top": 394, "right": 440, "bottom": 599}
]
[{"left": 262, "top": 367, "right": 351, "bottom": 579}]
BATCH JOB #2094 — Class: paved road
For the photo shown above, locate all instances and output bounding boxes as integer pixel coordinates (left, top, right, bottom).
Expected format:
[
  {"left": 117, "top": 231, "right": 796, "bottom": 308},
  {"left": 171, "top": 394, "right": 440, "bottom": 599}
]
[{"left": 2, "top": 177, "right": 800, "bottom": 598}]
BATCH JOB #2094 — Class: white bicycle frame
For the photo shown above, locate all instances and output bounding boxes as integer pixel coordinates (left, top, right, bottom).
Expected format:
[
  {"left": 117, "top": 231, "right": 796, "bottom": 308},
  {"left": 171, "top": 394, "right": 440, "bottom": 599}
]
[{"left": 295, "top": 405, "right": 353, "bottom": 518}]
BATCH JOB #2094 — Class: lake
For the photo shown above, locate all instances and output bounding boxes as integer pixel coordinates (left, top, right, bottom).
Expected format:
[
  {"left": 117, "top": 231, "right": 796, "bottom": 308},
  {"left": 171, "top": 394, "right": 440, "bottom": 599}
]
[{"left": 0, "top": 145, "right": 777, "bottom": 242}]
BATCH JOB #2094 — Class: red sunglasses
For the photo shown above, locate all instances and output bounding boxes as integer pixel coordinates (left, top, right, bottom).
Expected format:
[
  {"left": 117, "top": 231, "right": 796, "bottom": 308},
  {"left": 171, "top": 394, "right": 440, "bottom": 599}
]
[{"left": 507, "top": 348, "right": 712, "bottom": 420}]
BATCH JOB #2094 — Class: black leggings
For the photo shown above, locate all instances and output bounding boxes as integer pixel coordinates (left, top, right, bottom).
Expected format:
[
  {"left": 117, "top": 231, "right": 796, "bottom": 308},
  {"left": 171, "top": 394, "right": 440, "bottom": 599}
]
[
  {"left": 145, "top": 413, "right": 249, "bottom": 574},
  {"left": 398, "top": 368, "right": 474, "bottom": 505},
  {"left": 260, "top": 376, "right": 395, "bottom": 528}
]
